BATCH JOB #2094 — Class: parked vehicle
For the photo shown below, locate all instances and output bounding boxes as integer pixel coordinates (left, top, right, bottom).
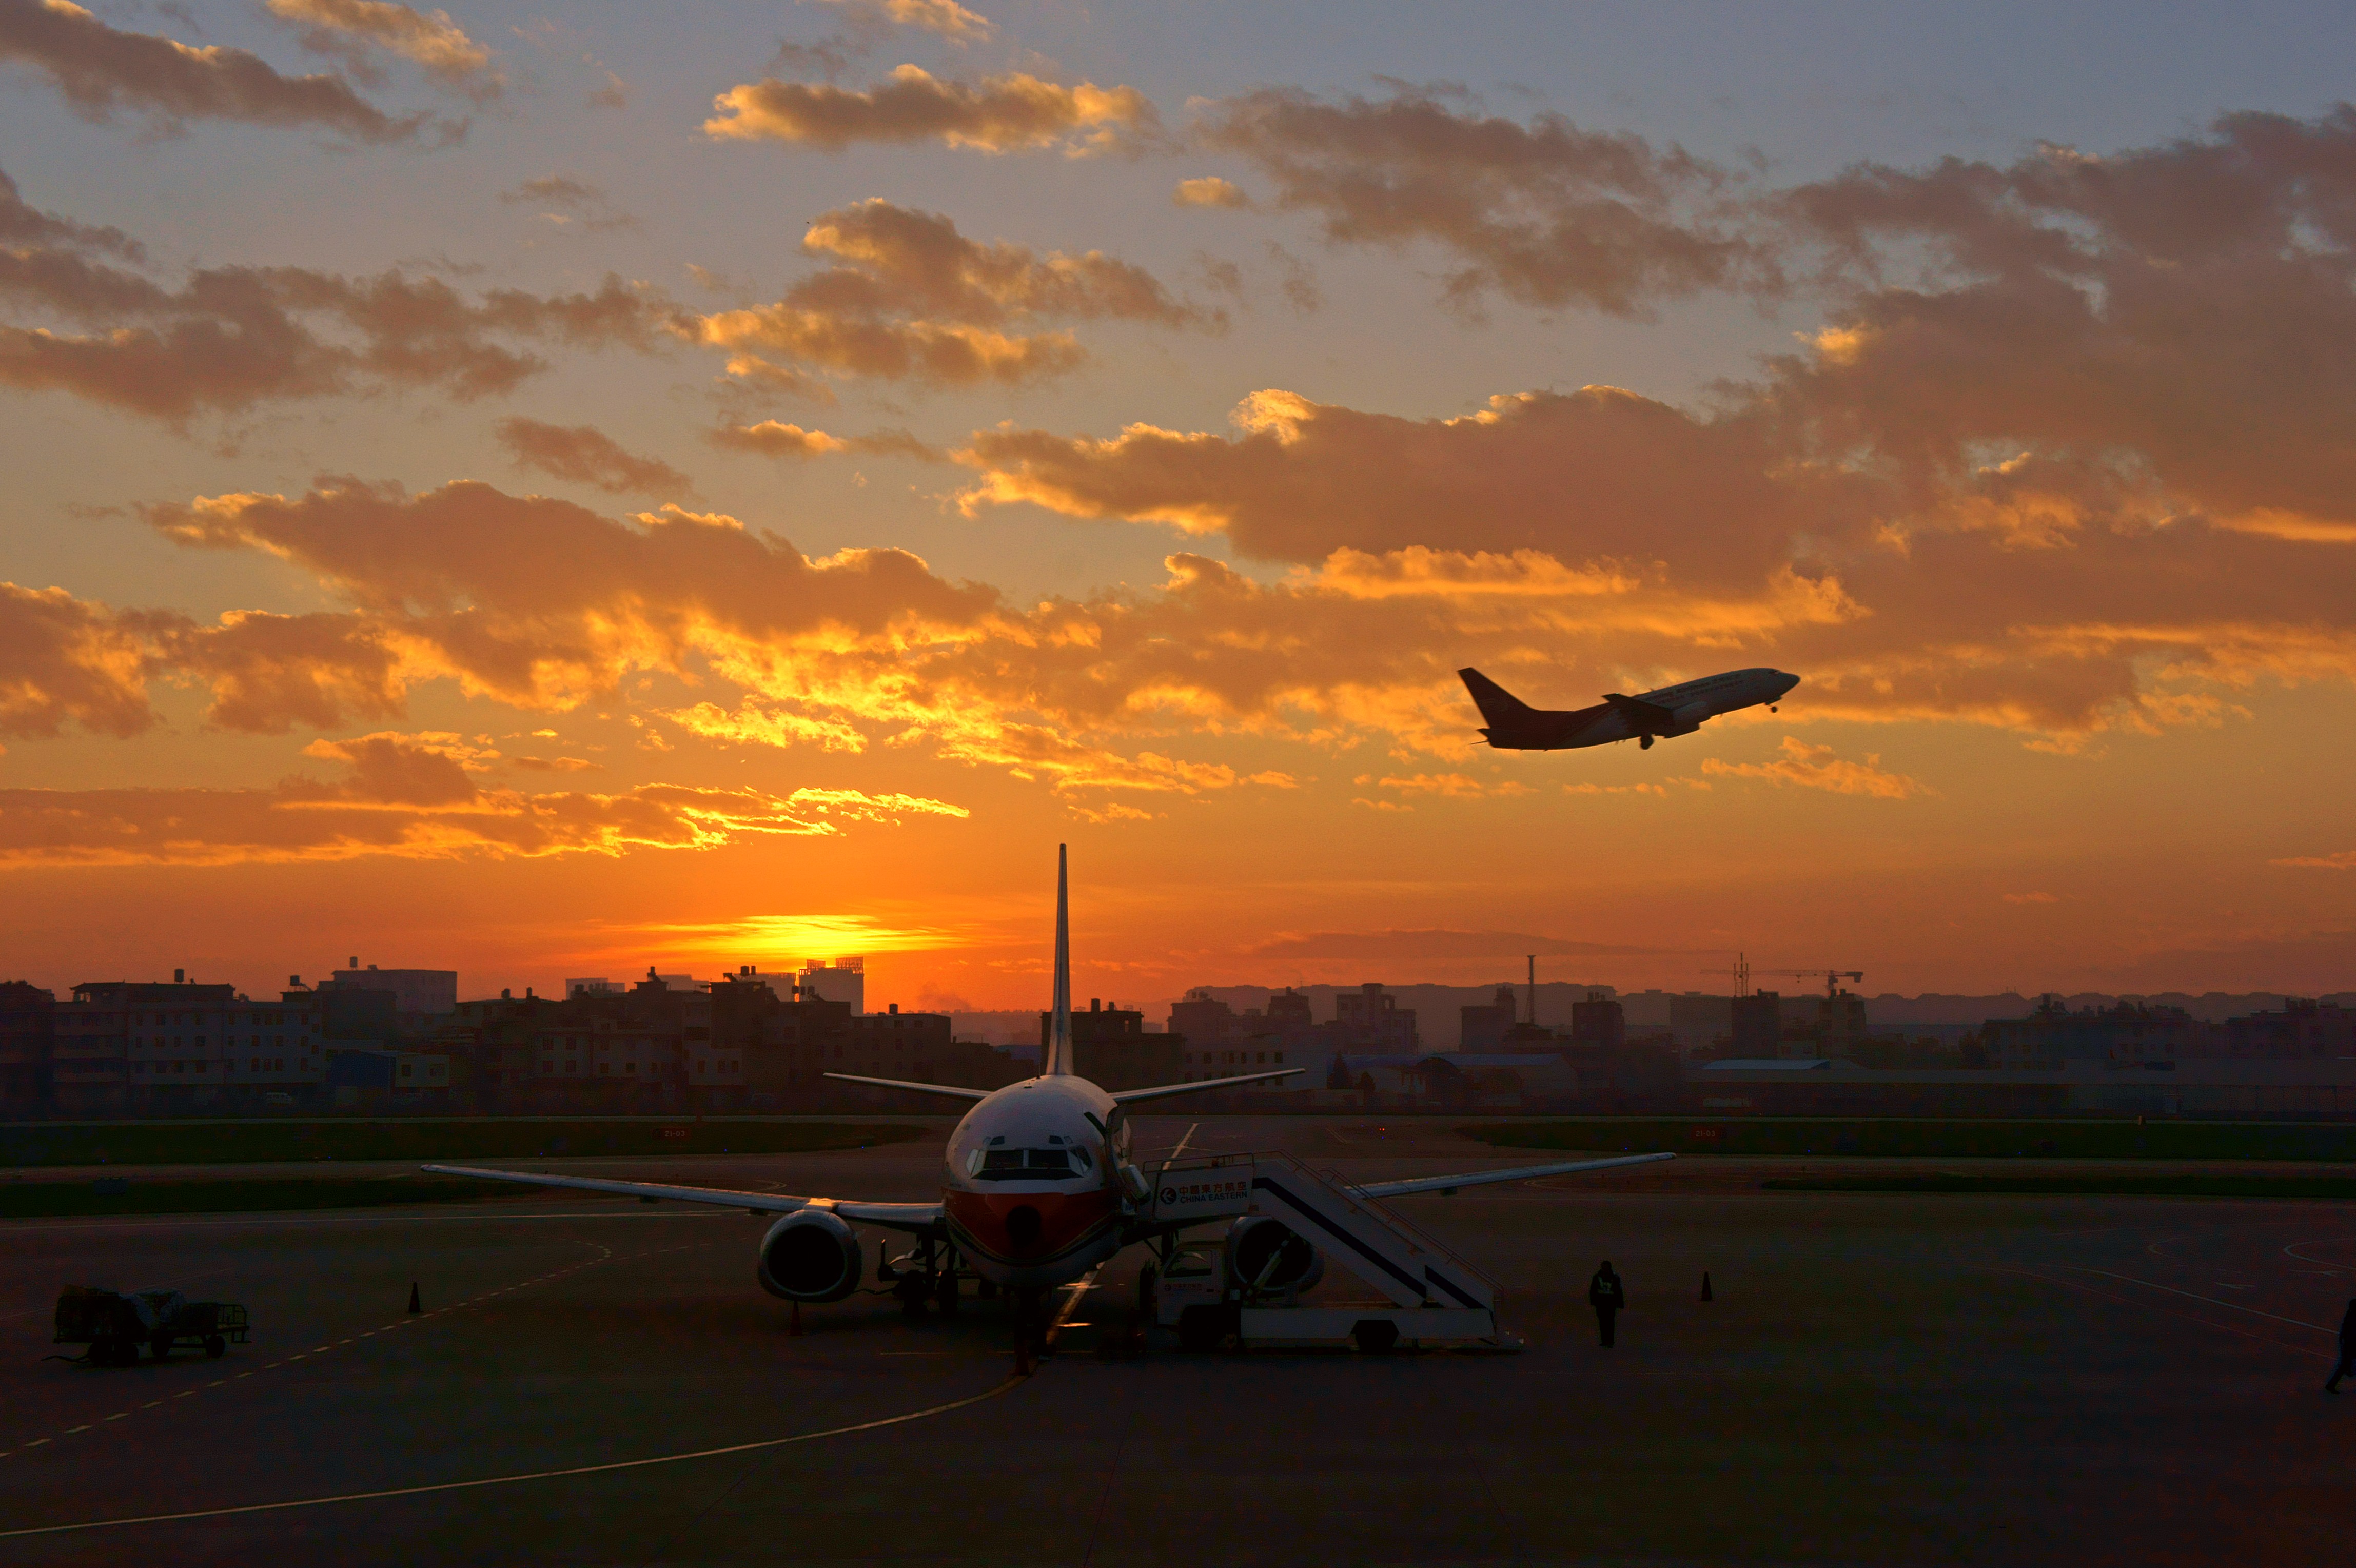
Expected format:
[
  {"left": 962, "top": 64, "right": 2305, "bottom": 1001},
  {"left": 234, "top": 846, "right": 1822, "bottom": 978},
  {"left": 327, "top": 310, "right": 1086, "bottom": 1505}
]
[{"left": 53, "top": 1286, "right": 250, "bottom": 1365}]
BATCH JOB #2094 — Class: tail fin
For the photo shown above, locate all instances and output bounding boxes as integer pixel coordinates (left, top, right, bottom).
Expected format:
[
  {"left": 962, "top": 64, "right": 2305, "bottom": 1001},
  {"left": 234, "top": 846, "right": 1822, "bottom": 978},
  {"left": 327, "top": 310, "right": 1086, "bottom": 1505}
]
[
  {"left": 1457, "top": 667, "right": 1536, "bottom": 730},
  {"left": 1044, "top": 843, "right": 1073, "bottom": 1077}
]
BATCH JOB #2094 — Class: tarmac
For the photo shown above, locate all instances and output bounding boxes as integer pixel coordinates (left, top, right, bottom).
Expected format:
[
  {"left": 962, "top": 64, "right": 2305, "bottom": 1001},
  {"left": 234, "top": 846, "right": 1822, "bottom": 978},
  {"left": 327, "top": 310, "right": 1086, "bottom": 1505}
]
[{"left": 3, "top": 1115, "right": 2352, "bottom": 1565}]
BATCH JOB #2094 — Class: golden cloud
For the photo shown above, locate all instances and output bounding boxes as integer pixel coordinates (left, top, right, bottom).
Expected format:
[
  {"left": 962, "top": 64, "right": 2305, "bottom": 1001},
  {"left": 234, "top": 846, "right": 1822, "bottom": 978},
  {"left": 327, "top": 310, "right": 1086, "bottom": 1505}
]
[
  {"left": 263, "top": 0, "right": 498, "bottom": 93},
  {"left": 706, "top": 65, "right": 1153, "bottom": 154},
  {"left": 683, "top": 200, "right": 1210, "bottom": 390},
  {"left": 812, "top": 0, "right": 995, "bottom": 43},
  {"left": 1173, "top": 175, "right": 1248, "bottom": 209},
  {"left": 1700, "top": 738, "right": 1932, "bottom": 799},
  {"left": 0, "top": 730, "right": 966, "bottom": 868},
  {"left": 712, "top": 420, "right": 935, "bottom": 460},
  {"left": 0, "top": 581, "right": 154, "bottom": 739}
]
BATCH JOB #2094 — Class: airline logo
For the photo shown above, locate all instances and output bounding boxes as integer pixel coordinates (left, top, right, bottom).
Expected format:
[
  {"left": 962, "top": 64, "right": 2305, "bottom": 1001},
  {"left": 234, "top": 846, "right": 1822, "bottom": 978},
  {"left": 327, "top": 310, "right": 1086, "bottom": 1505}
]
[{"left": 1154, "top": 1170, "right": 1253, "bottom": 1221}]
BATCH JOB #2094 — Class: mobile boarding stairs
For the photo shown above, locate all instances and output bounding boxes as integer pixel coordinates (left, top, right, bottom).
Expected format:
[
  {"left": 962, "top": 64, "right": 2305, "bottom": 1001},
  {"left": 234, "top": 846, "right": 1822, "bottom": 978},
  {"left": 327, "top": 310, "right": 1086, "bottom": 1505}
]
[{"left": 1139, "top": 1151, "right": 1516, "bottom": 1353}]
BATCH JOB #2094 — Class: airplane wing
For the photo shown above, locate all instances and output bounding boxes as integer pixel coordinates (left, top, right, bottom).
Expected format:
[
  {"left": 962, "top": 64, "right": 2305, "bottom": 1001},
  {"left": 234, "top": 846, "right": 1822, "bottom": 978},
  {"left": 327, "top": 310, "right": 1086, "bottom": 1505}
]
[
  {"left": 420, "top": 1163, "right": 943, "bottom": 1232},
  {"left": 1603, "top": 693, "right": 1679, "bottom": 728},
  {"left": 822, "top": 1072, "right": 992, "bottom": 1102},
  {"left": 1351, "top": 1150, "right": 1673, "bottom": 1199},
  {"left": 1110, "top": 1068, "right": 1305, "bottom": 1105}
]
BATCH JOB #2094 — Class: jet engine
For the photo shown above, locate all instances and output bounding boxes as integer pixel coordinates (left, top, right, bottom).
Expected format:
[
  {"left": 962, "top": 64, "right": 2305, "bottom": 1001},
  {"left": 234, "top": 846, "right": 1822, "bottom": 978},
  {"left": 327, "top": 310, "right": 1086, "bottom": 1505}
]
[
  {"left": 756, "top": 1209, "right": 864, "bottom": 1302},
  {"left": 1225, "top": 1216, "right": 1324, "bottom": 1295},
  {"left": 1667, "top": 702, "right": 1711, "bottom": 736}
]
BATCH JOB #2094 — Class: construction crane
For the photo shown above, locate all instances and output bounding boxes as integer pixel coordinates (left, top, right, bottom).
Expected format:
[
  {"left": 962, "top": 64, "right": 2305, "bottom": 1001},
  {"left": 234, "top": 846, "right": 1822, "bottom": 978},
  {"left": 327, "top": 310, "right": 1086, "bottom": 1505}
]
[
  {"left": 1698, "top": 953, "right": 1752, "bottom": 997},
  {"left": 1762, "top": 968, "right": 1864, "bottom": 1000}
]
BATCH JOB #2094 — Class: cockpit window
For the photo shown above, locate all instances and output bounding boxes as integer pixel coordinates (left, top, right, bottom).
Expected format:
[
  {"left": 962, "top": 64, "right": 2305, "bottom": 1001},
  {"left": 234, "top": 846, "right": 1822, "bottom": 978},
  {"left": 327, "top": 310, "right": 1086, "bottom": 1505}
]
[{"left": 969, "top": 1146, "right": 1089, "bottom": 1181}]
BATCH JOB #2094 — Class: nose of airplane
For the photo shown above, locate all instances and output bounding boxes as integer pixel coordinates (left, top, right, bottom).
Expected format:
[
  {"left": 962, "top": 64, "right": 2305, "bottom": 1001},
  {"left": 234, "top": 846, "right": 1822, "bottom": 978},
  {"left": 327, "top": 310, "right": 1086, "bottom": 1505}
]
[
  {"left": 1004, "top": 1205, "right": 1043, "bottom": 1250},
  {"left": 1777, "top": 671, "right": 1802, "bottom": 696}
]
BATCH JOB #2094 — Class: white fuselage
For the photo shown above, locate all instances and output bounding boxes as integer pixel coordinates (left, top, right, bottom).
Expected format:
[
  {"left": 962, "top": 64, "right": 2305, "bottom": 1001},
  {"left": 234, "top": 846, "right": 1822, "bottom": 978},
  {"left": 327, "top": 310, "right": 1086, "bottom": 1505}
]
[
  {"left": 939, "top": 1075, "right": 1130, "bottom": 1291},
  {"left": 1580, "top": 666, "right": 1798, "bottom": 746}
]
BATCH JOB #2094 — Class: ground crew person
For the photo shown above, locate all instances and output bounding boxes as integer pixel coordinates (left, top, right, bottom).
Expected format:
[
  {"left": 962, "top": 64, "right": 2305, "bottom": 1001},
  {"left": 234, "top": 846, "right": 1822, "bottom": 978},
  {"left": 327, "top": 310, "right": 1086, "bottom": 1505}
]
[
  {"left": 2326, "top": 1298, "right": 2356, "bottom": 1394},
  {"left": 1588, "top": 1260, "right": 1626, "bottom": 1348}
]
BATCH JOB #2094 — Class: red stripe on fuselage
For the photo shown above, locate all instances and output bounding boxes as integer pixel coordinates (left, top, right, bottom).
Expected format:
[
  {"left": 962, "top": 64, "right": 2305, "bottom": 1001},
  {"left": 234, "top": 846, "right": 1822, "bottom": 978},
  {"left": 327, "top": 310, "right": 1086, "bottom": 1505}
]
[{"left": 944, "top": 1186, "right": 1119, "bottom": 1272}]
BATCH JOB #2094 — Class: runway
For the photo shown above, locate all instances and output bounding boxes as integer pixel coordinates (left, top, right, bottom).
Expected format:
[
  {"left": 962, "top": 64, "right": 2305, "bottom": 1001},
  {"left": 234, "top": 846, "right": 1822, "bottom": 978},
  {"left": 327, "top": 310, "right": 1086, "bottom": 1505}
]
[{"left": 3, "top": 1116, "right": 2352, "bottom": 1565}]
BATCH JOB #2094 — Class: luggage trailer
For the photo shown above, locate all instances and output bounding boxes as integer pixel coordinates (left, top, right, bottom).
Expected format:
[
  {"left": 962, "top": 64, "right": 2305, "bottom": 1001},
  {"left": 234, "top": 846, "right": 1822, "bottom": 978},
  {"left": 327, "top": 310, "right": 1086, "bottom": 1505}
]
[{"left": 54, "top": 1287, "right": 251, "bottom": 1366}]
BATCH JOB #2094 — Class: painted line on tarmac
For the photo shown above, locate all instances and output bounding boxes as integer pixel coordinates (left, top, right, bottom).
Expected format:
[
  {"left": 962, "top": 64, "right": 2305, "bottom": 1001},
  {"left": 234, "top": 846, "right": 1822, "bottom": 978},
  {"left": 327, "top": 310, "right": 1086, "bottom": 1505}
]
[
  {"left": 0, "top": 1375, "right": 1025, "bottom": 1539},
  {"left": 1996, "top": 1266, "right": 2325, "bottom": 1359},
  {"left": 0, "top": 1240, "right": 640, "bottom": 1462},
  {"left": 2053, "top": 1265, "right": 2334, "bottom": 1335}
]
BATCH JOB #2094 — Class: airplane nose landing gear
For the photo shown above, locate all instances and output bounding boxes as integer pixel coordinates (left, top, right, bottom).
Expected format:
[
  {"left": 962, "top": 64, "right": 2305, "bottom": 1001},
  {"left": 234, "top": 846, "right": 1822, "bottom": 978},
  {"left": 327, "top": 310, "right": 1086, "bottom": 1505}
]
[
  {"left": 1011, "top": 1286, "right": 1045, "bottom": 1375},
  {"left": 1639, "top": 734, "right": 1655, "bottom": 750}
]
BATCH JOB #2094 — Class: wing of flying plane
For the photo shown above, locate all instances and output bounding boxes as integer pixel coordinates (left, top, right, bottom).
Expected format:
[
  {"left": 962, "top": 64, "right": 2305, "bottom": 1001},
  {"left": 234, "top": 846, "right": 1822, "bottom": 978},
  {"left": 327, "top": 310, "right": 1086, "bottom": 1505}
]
[
  {"left": 1350, "top": 1150, "right": 1672, "bottom": 1199},
  {"left": 419, "top": 1163, "right": 943, "bottom": 1231},
  {"left": 1602, "top": 693, "right": 1678, "bottom": 728}
]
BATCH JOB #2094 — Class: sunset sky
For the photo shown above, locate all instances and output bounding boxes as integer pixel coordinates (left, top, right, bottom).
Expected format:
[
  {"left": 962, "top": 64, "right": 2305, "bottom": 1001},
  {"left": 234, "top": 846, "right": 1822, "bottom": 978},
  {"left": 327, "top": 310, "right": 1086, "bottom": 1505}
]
[{"left": 4, "top": 0, "right": 2354, "bottom": 1011}]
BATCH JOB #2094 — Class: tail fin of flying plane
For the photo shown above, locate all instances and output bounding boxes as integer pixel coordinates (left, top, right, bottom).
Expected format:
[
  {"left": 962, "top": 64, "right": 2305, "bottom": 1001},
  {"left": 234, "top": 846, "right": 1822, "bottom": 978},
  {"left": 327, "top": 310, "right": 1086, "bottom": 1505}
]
[
  {"left": 1457, "top": 668, "right": 1537, "bottom": 731},
  {"left": 1045, "top": 843, "right": 1073, "bottom": 1077}
]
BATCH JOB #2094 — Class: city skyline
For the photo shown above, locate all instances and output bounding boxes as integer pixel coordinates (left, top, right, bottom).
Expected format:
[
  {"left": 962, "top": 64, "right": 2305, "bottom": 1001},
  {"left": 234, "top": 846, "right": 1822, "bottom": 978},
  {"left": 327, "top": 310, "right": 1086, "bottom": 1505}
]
[{"left": 6, "top": 3, "right": 2356, "bottom": 1006}]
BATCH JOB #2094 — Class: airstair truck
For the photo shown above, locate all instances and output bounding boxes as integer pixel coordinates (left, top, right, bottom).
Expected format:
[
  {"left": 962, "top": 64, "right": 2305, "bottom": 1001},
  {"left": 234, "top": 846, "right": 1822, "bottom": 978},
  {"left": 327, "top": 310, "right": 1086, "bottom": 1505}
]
[{"left": 1137, "top": 1152, "right": 1518, "bottom": 1354}]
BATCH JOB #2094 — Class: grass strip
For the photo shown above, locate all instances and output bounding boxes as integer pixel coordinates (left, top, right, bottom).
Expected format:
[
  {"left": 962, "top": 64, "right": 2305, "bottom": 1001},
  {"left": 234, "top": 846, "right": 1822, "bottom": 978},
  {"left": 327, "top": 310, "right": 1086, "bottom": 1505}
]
[
  {"left": 0, "top": 1177, "right": 548, "bottom": 1219},
  {"left": 1, "top": 1119, "right": 925, "bottom": 1169},
  {"left": 1464, "top": 1117, "right": 2356, "bottom": 1163},
  {"left": 1760, "top": 1173, "right": 2356, "bottom": 1200}
]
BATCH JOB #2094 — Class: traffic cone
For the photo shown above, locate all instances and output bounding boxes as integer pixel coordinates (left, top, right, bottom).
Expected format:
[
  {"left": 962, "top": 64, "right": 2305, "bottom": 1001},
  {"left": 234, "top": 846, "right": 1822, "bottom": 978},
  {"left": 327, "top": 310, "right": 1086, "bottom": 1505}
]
[
  {"left": 407, "top": 1282, "right": 422, "bottom": 1314},
  {"left": 1701, "top": 1271, "right": 1714, "bottom": 1303}
]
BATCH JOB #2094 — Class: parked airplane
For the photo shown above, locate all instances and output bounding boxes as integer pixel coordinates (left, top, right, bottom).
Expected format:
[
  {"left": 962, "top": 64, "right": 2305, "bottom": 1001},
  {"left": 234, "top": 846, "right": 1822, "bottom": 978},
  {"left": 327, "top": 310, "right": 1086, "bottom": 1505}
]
[
  {"left": 1459, "top": 665, "right": 1800, "bottom": 750},
  {"left": 427, "top": 847, "right": 1670, "bottom": 1349}
]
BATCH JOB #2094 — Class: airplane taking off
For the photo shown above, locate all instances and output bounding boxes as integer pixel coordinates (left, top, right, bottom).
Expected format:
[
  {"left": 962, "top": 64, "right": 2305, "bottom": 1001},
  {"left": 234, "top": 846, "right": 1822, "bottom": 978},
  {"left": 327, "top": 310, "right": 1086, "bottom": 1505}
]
[
  {"left": 428, "top": 846, "right": 1670, "bottom": 1351},
  {"left": 1459, "top": 665, "right": 1800, "bottom": 750}
]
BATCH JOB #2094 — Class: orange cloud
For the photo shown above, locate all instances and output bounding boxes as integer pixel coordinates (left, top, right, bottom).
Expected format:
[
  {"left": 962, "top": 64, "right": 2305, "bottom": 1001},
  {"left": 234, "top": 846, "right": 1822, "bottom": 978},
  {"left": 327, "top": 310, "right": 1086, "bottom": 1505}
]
[
  {"left": 712, "top": 420, "right": 934, "bottom": 460},
  {"left": 0, "top": 581, "right": 154, "bottom": 739},
  {"left": 1192, "top": 82, "right": 1765, "bottom": 315},
  {"left": 956, "top": 386, "right": 1854, "bottom": 581},
  {"left": 262, "top": 0, "right": 498, "bottom": 94},
  {"left": 494, "top": 418, "right": 693, "bottom": 496},
  {"left": 1700, "top": 738, "right": 1931, "bottom": 799},
  {"left": 812, "top": 0, "right": 993, "bottom": 43},
  {"left": 0, "top": 731, "right": 966, "bottom": 867},
  {"left": 1173, "top": 175, "right": 1248, "bottom": 209},
  {"left": 2271, "top": 851, "right": 2356, "bottom": 870},
  {"left": 705, "top": 65, "right": 1153, "bottom": 154},
  {"left": 141, "top": 477, "right": 1004, "bottom": 720},
  {"left": 0, "top": 0, "right": 422, "bottom": 140},
  {"left": 1371, "top": 772, "right": 1532, "bottom": 799},
  {"left": 685, "top": 200, "right": 1210, "bottom": 389},
  {"left": 0, "top": 163, "right": 137, "bottom": 256},
  {"left": 0, "top": 197, "right": 678, "bottom": 420}
]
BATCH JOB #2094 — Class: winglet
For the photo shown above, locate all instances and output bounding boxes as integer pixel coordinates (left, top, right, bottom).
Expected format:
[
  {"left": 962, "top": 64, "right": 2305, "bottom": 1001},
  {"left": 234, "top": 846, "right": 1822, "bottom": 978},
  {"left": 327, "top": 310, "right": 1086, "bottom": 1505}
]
[{"left": 1045, "top": 843, "right": 1073, "bottom": 1077}]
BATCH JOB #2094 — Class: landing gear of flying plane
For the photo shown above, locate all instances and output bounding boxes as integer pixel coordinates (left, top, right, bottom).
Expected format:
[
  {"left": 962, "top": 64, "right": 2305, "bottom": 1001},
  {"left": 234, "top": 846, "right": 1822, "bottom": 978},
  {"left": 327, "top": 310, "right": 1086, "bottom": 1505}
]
[{"left": 1639, "top": 735, "right": 1655, "bottom": 749}]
